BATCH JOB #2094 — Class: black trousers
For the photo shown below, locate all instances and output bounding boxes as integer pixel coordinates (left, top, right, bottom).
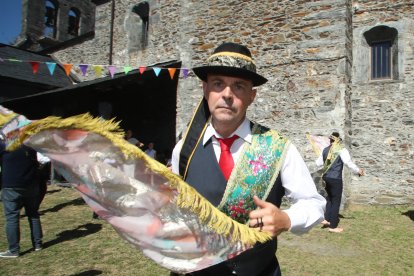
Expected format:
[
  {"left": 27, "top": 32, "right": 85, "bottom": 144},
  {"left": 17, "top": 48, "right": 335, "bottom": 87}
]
[
  {"left": 170, "top": 240, "right": 281, "bottom": 276},
  {"left": 323, "top": 177, "right": 343, "bottom": 228}
]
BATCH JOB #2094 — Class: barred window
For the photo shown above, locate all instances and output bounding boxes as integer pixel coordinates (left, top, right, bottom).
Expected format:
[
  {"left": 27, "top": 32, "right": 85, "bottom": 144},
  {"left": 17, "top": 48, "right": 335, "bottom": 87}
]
[
  {"left": 371, "top": 41, "right": 391, "bottom": 79},
  {"left": 364, "top": 25, "right": 398, "bottom": 81}
]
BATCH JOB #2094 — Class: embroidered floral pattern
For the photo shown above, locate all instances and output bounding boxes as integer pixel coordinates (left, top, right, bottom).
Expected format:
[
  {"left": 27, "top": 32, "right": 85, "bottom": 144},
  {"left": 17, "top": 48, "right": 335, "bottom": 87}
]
[
  {"left": 218, "top": 125, "right": 289, "bottom": 224},
  {"left": 249, "top": 155, "right": 268, "bottom": 176}
]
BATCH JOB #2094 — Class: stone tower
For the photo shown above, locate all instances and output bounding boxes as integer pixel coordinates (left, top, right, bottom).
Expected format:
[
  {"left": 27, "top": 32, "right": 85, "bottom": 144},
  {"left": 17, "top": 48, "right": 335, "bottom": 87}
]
[{"left": 18, "top": 0, "right": 97, "bottom": 51}]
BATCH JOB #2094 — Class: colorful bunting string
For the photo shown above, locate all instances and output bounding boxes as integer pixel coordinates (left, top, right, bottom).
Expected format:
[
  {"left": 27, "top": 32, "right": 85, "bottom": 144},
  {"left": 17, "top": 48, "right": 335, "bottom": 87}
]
[{"left": 0, "top": 57, "right": 191, "bottom": 79}]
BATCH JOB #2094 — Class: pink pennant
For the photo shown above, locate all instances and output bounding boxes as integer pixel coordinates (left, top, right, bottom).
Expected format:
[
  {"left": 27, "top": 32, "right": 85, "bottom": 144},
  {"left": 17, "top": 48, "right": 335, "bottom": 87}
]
[
  {"left": 139, "top": 66, "right": 146, "bottom": 74},
  {"left": 108, "top": 65, "right": 117, "bottom": 78},
  {"left": 29, "top": 61, "right": 40, "bottom": 74}
]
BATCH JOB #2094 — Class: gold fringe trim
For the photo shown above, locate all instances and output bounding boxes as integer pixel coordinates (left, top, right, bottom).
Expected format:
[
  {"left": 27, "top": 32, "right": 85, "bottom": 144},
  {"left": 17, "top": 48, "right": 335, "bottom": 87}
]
[
  {"left": 0, "top": 112, "right": 17, "bottom": 128},
  {"left": 306, "top": 132, "right": 322, "bottom": 157},
  {"left": 9, "top": 113, "right": 271, "bottom": 245}
]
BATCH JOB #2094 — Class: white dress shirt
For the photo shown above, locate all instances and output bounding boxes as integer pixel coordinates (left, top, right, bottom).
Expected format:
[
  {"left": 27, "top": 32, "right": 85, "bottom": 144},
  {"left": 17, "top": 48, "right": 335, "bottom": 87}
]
[
  {"left": 172, "top": 118, "right": 326, "bottom": 234},
  {"left": 315, "top": 146, "right": 360, "bottom": 175}
]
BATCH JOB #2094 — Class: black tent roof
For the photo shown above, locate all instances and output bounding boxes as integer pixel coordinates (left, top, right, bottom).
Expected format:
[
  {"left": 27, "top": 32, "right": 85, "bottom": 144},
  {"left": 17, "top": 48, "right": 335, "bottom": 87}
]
[{"left": 0, "top": 43, "right": 74, "bottom": 88}]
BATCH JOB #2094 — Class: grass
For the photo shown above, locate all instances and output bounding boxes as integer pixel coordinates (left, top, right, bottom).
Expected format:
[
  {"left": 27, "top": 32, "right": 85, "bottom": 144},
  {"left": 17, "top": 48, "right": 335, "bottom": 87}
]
[{"left": 0, "top": 185, "right": 413, "bottom": 275}]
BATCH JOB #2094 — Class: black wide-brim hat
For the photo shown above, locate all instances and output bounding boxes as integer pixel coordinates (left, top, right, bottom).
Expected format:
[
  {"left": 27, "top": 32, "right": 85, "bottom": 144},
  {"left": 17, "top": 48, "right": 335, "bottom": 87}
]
[{"left": 192, "top": 42, "right": 268, "bottom": 87}]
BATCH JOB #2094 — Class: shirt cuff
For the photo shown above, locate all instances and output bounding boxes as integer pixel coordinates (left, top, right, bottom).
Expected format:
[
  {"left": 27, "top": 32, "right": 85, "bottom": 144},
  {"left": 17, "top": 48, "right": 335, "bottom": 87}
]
[{"left": 283, "top": 208, "right": 323, "bottom": 235}]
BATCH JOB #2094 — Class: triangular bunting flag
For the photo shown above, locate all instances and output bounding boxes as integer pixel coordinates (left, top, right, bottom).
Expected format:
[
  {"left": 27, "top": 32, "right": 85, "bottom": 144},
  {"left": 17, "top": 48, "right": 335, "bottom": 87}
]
[
  {"left": 124, "top": 66, "right": 131, "bottom": 75},
  {"left": 153, "top": 67, "right": 161, "bottom": 77},
  {"left": 79, "top": 64, "right": 89, "bottom": 76},
  {"left": 168, "top": 68, "right": 176, "bottom": 79},
  {"left": 29, "top": 61, "right": 40, "bottom": 74},
  {"left": 93, "top": 65, "right": 103, "bottom": 77},
  {"left": 46, "top": 62, "right": 56, "bottom": 75},
  {"left": 182, "top": 68, "right": 189, "bottom": 79},
  {"left": 108, "top": 65, "right": 116, "bottom": 78},
  {"left": 139, "top": 66, "right": 146, "bottom": 74},
  {"left": 63, "top": 64, "right": 73, "bottom": 76}
]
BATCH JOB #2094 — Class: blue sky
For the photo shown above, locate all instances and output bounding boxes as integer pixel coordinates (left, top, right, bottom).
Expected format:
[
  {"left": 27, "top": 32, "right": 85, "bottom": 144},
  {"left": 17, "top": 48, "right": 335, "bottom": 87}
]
[{"left": 0, "top": 0, "right": 22, "bottom": 45}]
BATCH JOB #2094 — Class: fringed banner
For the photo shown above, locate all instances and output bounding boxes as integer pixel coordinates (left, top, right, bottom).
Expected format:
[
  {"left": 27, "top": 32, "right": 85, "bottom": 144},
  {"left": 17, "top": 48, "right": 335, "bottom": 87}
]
[{"left": 0, "top": 106, "right": 271, "bottom": 274}]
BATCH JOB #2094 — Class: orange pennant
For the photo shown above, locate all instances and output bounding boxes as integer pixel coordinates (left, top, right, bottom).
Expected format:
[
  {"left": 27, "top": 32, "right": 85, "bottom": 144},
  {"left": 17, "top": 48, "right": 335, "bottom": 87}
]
[
  {"left": 29, "top": 61, "right": 40, "bottom": 74},
  {"left": 168, "top": 68, "right": 176, "bottom": 79},
  {"left": 63, "top": 64, "right": 73, "bottom": 76}
]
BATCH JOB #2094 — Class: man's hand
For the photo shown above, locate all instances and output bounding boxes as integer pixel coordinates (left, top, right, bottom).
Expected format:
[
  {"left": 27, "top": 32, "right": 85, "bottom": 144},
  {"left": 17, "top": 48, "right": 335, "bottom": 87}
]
[
  {"left": 359, "top": 169, "right": 365, "bottom": 176},
  {"left": 248, "top": 195, "right": 291, "bottom": 237}
]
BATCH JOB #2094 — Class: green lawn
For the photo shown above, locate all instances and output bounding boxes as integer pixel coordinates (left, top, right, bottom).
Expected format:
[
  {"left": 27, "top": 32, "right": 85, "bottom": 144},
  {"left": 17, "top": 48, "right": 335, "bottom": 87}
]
[{"left": 0, "top": 185, "right": 413, "bottom": 275}]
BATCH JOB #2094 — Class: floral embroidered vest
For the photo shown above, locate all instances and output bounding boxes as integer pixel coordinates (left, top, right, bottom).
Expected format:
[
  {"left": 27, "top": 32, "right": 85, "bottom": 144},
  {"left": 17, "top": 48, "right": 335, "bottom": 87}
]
[{"left": 184, "top": 123, "right": 289, "bottom": 224}]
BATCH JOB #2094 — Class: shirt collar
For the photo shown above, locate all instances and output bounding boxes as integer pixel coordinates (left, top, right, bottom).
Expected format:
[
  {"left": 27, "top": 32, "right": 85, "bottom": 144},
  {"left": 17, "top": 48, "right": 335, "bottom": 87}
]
[{"left": 203, "top": 118, "right": 252, "bottom": 145}]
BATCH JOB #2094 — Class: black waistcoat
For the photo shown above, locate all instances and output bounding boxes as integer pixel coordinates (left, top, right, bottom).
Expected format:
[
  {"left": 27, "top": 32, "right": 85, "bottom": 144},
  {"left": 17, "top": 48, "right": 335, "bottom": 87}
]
[
  {"left": 322, "top": 145, "right": 344, "bottom": 180},
  {"left": 184, "top": 138, "right": 284, "bottom": 276}
]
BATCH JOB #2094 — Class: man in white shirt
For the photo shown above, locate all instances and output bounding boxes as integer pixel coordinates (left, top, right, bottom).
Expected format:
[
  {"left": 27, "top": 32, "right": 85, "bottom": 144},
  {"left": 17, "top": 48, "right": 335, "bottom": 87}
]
[
  {"left": 171, "top": 42, "right": 325, "bottom": 276},
  {"left": 315, "top": 132, "right": 365, "bottom": 233},
  {"left": 125, "top": 129, "right": 144, "bottom": 148}
]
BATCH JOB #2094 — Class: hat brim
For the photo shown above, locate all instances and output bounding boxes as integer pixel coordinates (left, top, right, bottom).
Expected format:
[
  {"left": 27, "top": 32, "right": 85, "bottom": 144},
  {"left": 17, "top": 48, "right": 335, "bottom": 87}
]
[{"left": 192, "top": 66, "right": 268, "bottom": 87}]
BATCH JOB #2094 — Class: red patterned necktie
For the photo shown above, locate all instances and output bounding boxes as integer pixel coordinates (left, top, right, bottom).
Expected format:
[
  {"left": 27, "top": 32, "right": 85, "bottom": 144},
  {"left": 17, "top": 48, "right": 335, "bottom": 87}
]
[{"left": 216, "top": 135, "right": 239, "bottom": 181}]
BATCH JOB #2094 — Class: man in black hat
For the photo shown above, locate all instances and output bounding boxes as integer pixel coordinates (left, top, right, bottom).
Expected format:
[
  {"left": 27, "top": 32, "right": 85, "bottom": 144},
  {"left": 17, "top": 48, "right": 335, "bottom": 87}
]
[
  {"left": 171, "top": 42, "right": 325, "bottom": 275},
  {"left": 316, "top": 132, "right": 365, "bottom": 233}
]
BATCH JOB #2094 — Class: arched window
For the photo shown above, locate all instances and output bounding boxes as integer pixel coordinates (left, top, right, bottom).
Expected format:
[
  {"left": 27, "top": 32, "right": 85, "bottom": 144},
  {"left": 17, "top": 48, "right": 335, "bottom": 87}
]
[
  {"left": 68, "top": 8, "right": 81, "bottom": 36},
  {"left": 44, "top": 0, "right": 58, "bottom": 38},
  {"left": 132, "top": 2, "right": 149, "bottom": 48},
  {"left": 364, "top": 26, "right": 398, "bottom": 80}
]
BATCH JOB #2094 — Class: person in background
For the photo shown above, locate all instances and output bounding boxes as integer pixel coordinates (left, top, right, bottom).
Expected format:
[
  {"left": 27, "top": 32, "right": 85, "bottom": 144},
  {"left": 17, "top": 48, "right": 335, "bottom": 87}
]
[
  {"left": 145, "top": 142, "right": 157, "bottom": 159},
  {"left": 125, "top": 129, "right": 144, "bottom": 148},
  {"left": 315, "top": 132, "right": 365, "bottom": 233},
  {"left": 0, "top": 142, "right": 43, "bottom": 258},
  {"left": 170, "top": 42, "right": 325, "bottom": 275}
]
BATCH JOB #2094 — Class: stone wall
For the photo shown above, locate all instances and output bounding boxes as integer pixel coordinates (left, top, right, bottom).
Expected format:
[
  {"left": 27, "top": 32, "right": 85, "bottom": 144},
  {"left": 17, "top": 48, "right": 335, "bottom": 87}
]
[
  {"left": 43, "top": 0, "right": 413, "bottom": 205},
  {"left": 350, "top": 1, "right": 414, "bottom": 205},
  {"left": 52, "top": 2, "right": 112, "bottom": 80}
]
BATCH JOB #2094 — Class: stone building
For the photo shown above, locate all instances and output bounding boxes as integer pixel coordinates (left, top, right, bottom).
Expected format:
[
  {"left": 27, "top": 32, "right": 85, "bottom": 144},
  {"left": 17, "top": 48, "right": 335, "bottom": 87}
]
[{"left": 15, "top": 0, "right": 414, "bottom": 206}]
